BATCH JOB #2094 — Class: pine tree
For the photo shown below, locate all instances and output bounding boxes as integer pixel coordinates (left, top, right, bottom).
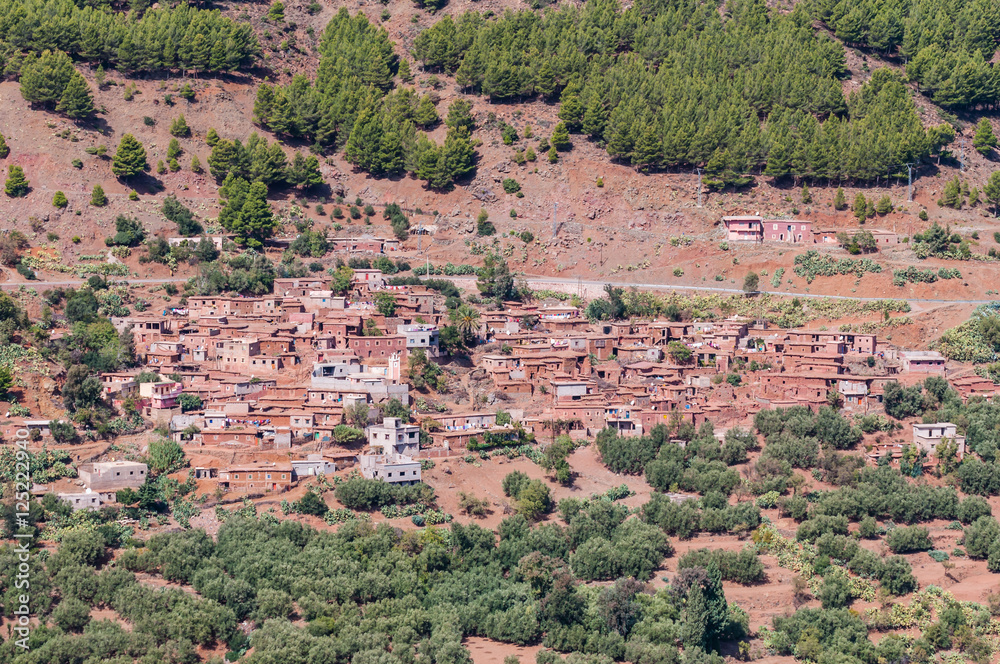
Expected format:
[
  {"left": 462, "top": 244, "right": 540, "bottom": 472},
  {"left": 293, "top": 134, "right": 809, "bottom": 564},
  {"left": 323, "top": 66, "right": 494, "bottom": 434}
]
[
  {"left": 156, "top": 160, "right": 166, "bottom": 175},
  {"left": 833, "top": 187, "right": 847, "bottom": 210},
  {"left": 631, "top": 122, "right": 662, "bottom": 173},
  {"left": 55, "top": 70, "right": 95, "bottom": 120},
  {"left": 167, "top": 138, "right": 182, "bottom": 160},
  {"left": 439, "top": 128, "right": 476, "bottom": 184},
  {"left": 551, "top": 122, "right": 571, "bottom": 151},
  {"left": 875, "top": 196, "right": 893, "bottom": 215},
  {"left": 95, "top": 64, "right": 106, "bottom": 89},
  {"left": 248, "top": 141, "right": 288, "bottom": 186},
  {"left": 985, "top": 171, "right": 1000, "bottom": 217},
  {"left": 288, "top": 151, "right": 324, "bottom": 188},
  {"left": 19, "top": 50, "right": 74, "bottom": 105},
  {"left": 208, "top": 139, "right": 247, "bottom": 180},
  {"left": 170, "top": 114, "right": 191, "bottom": 137},
  {"left": 4, "top": 166, "right": 29, "bottom": 197},
  {"left": 112, "top": 134, "right": 148, "bottom": 180},
  {"left": 0, "top": 133, "right": 8, "bottom": 159},
  {"left": 345, "top": 105, "right": 384, "bottom": 174},
  {"left": 974, "top": 118, "right": 997, "bottom": 156},
  {"left": 534, "top": 60, "right": 556, "bottom": 99},
  {"left": 412, "top": 134, "right": 440, "bottom": 184},
  {"left": 764, "top": 138, "right": 791, "bottom": 179},
  {"left": 446, "top": 99, "right": 473, "bottom": 132},
  {"left": 191, "top": 155, "right": 203, "bottom": 173},
  {"left": 853, "top": 193, "right": 867, "bottom": 222},
  {"left": 90, "top": 184, "right": 106, "bottom": 206},
  {"left": 232, "top": 181, "right": 276, "bottom": 249},
  {"left": 583, "top": 98, "right": 608, "bottom": 138},
  {"left": 548, "top": 146, "right": 558, "bottom": 163},
  {"left": 206, "top": 128, "right": 220, "bottom": 146},
  {"left": 557, "top": 80, "right": 584, "bottom": 131},
  {"left": 117, "top": 34, "right": 142, "bottom": 72},
  {"left": 398, "top": 58, "right": 413, "bottom": 82},
  {"left": 52, "top": 191, "right": 68, "bottom": 208},
  {"left": 801, "top": 183, "right": 812, "bottom": 204},
  {"left": 938, "top": 176, "right": 963, "bottom": 209},
  {"left": 218, "top": 174, "right": 250, "bottom": 231},
  {"left": 379, "top": 126, "right": 404, "bottom": 176},
  {"left": 414, "top": 95, "right": 439, "bottom": 128}
]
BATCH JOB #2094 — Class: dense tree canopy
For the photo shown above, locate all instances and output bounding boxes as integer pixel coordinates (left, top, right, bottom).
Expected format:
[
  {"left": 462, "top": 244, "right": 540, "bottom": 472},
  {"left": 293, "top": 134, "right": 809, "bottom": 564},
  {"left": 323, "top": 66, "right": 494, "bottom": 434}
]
[
  {"left": 0, "top": 0, "right": 259, "bottom": 73},
  {"left": 407, "top": 0, "right": 947, "bottom": 182}
]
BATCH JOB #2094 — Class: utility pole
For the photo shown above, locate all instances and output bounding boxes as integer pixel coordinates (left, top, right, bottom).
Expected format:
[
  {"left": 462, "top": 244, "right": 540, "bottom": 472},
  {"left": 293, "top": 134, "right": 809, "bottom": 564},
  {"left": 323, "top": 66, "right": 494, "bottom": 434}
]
[
  {"left": 696, "top": 168, "right": 703, "bottom": 208},
  {"left": 425, "top": 214, "right": 435, "bottom": 277},
  {"left": 905, "top": 163, "right": 913, "bottom": 202},
  {"left": 552, "top": 202, "right": 558, "bottom": 239}
]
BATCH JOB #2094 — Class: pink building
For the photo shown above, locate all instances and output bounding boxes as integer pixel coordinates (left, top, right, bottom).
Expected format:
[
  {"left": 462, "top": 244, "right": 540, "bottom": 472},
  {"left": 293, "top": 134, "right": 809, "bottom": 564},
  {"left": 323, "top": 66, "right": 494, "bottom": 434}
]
[
  {"left": 138, "top": 381, "right": 182, "bottom": 409},
  {"left": 722, "top": 216, "right": 763, "bottom": 243},
  {"left": 900, "top": 351, "right": 946, "bottom": 374},
  {"left": 764, "top": 220, "right": 811, "bottom": 243}
]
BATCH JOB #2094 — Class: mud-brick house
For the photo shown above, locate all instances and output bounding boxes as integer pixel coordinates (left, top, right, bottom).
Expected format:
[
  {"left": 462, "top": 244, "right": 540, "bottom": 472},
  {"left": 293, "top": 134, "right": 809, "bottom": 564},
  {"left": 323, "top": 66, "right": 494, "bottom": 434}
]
[{"left": 219, "top": 462, "right": 294, "bottom": 493}]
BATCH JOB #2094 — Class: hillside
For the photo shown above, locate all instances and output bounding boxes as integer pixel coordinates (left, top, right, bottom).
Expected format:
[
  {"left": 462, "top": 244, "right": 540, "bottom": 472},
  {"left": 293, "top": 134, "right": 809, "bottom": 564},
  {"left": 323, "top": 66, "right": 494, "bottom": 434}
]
[{"left": 1, "top": 0, "right": 1000, "bottom": 305}]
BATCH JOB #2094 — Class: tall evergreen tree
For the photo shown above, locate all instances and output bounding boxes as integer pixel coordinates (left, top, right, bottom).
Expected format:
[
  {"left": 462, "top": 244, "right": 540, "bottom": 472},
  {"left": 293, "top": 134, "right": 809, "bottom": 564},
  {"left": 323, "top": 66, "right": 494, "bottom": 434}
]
[
  {"left": 287, "top": 152, "right": 324, "bottom": 188},
  {"left": 231, "top": 181, "right": 277, "bottom": 249},
  {"left": 853, "top": 193, "right": 868, "bottom": 222},
  {"left": 834, "top": 187, "right": 847, "bottom": 210},
  {"left": 551, "top": 122, "right": 571, "bottom": 151},
  {"left": 558, "top": 80, "right": 584, "bottom": 131},
  {"left": 55, "top": 70, "right": 95, "bottom": 120},
  {"left": 446, "top": 99, "right": 474, "bottom": 132},
  {"left": 345, "top": 105, "right": 384, "bottom": 174},
  {"left": 632, "top": 122, "right": 662, "bottom": 172},
  {"left": 20, "top": 50, "right": 75, "bottom": 106},
  {"left": 974, "top": 118, "right": 997, "bottom": 156},
  {"left": 0, "top": 133, "right": 8, "bottom": 159},
  {"left": 985, "top": 171, "right": 1000, "bottom": 217},
  {"left": 414, "top": 94, "right": 439, "bottom": 128},
  {"left": 112, "top": 134, "right": 147, "bottom": 180}
]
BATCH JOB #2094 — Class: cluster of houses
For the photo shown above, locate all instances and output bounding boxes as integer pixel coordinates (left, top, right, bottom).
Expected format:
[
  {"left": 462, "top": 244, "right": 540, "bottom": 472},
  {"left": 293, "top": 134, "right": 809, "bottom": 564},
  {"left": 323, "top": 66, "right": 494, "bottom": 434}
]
[
  {"left": 722, "top": 216, "right": 899, "bottom": 246},
  {"left": 6, "top": 229, "right": 989, "bottom": 507}
]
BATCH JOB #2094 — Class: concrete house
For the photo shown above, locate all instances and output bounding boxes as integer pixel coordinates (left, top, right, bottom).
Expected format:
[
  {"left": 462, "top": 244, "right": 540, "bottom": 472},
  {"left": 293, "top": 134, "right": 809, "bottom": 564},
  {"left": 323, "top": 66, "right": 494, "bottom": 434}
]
[
  {"left": 764, "top": 220, "right": 811, "bottom": 243},
  {"left": 78, "top": 461, "right": 148, "bottom": 491},
  {"left": 722, "top": 216, "right": 763, "bottom": 243},
  {"left": 361, "top": 417, "right": 422, "bottom": 485},
  {"left": 900, "top": 351, "right": 946, "bottom": 374},
  {"left": 913, "top": 422, "right": 966, "bottom": 458}
]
